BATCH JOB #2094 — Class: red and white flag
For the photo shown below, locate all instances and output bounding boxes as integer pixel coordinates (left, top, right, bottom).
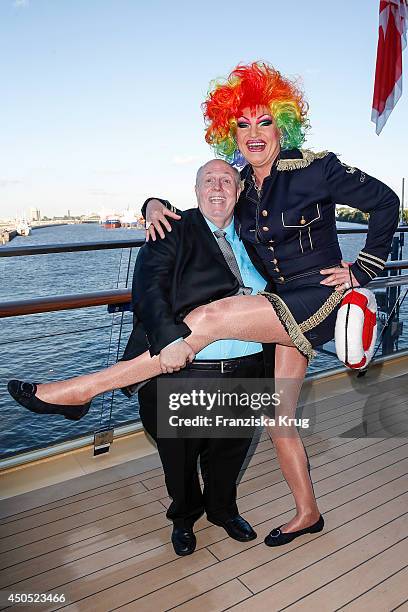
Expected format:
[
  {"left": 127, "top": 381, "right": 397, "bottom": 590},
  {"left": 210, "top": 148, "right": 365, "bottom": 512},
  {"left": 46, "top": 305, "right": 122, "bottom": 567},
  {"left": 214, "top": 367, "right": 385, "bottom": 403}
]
[{"left": 372, "top": 0, "right": 408, "bottom": 134}]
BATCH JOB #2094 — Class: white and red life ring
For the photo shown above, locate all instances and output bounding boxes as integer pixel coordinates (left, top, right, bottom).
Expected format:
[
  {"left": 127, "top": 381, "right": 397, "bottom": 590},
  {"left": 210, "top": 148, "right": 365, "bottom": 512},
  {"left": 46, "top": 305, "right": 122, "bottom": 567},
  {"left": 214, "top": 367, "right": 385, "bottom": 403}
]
[{"left": 335, "top": 288, "right": 377, "bottom": 370}]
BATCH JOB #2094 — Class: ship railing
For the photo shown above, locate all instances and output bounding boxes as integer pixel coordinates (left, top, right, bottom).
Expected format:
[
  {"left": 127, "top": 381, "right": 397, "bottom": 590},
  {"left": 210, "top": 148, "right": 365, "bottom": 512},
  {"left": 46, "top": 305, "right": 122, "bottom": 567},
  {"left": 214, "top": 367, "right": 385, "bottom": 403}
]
[
  {"left": 1, "top": 228, "right": 408, "bottom": 468},
  {"left": 0, "top": 263, "right": 408, "bottom": 318}
]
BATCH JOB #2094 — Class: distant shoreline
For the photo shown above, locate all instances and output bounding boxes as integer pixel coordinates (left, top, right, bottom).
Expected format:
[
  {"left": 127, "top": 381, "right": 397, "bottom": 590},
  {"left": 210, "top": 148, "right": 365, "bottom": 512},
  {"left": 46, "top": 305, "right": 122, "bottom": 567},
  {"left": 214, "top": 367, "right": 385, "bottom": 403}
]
[{"left": 336, "top": 216, "right": 368, "bottom": 225}]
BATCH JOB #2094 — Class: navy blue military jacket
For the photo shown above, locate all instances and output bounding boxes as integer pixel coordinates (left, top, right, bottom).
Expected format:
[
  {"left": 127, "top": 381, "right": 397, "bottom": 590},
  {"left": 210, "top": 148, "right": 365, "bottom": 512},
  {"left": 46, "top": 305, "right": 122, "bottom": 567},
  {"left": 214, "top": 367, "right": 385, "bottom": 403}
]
[
  {"left": 143, "top": 149, "right": 400, "bottom": 287},
  {"left": 235, "top": 149, "right": 399, "bottom": 287}
]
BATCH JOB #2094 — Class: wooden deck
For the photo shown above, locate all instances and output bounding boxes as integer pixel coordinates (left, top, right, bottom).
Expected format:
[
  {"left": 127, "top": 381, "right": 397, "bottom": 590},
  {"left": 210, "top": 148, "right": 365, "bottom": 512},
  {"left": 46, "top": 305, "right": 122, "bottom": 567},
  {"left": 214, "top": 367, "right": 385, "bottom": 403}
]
[{"left": 1, "top": 366, "right": 408, "bottom": 611}]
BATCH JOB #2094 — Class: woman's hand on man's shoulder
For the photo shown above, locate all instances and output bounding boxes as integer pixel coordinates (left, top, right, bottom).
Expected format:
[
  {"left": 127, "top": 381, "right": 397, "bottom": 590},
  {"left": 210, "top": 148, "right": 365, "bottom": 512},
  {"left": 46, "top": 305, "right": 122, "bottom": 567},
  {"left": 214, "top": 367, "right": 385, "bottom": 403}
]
[{"left": 145, "top": 199, "right": 181, "bottom": 242}]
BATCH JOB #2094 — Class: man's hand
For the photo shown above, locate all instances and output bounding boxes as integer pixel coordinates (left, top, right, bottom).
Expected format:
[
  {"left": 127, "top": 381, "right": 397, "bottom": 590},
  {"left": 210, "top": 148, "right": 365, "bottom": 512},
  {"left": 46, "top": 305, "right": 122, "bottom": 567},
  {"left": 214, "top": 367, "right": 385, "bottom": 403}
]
[
  {"left": 145, "top": 199, "right": 181, "bottom": 242},
  {"left": 159, "top": 340, "right": 195, "bottom": 374}
]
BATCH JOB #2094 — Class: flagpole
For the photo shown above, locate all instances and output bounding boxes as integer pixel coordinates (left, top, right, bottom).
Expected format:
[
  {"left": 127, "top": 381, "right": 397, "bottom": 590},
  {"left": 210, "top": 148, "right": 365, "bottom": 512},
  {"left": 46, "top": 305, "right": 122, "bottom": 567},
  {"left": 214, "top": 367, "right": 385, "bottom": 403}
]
[{"left": 401, "top": 177, "right": 406, "bottom": 224}]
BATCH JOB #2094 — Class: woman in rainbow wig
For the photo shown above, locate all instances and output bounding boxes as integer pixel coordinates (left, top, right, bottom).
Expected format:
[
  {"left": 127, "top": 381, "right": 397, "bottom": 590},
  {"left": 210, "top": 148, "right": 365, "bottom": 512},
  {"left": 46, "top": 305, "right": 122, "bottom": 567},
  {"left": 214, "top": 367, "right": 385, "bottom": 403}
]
[
  {"left": 9, "top": 62, "right": 399, "bottom": 547},
  {"left": 203, "top": 62, "right": 309, "bottom": 167}
]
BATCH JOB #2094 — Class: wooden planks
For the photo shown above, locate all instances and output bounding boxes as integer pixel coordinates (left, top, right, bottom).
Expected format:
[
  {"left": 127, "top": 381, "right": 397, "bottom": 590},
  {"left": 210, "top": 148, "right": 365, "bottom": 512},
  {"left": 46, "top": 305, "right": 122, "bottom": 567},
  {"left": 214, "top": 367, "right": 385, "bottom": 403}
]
[{"left": 0, "top": 372, "right": 407, "bottom": 612}]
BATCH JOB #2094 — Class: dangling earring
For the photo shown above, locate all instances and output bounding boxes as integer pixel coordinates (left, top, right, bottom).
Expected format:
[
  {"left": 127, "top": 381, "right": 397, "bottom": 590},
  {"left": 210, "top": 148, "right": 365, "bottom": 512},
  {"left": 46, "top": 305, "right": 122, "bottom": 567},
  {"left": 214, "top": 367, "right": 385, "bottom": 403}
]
[{"left": 279, "top": 132, "right": 285, "bottom": 147}]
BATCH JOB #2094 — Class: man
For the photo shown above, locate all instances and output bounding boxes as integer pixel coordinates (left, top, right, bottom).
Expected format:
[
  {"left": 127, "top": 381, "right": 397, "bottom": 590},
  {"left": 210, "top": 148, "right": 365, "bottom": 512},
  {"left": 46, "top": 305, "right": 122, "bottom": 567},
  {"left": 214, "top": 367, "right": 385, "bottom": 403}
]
[{"left": 123, "top": 160, "right": 273, "bottom": 555}]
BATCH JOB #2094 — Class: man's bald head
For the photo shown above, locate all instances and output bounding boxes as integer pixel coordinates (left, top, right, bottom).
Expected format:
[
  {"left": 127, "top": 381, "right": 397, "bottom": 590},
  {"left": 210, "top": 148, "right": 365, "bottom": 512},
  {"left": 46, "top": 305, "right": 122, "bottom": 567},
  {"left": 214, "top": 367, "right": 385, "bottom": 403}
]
[
  {"left": 196, "top": 160, "right": 241, "bottom": 188},
  {"left": 195, "top": 159, "right": 242, "bottom": 229}
]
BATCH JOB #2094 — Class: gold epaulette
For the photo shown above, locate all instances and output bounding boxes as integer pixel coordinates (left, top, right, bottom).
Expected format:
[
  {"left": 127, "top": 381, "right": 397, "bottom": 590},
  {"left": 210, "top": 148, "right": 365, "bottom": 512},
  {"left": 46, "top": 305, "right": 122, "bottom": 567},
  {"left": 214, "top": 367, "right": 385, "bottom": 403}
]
[{"left": 276, "top": 149, "right": 330, "bottom": 171}]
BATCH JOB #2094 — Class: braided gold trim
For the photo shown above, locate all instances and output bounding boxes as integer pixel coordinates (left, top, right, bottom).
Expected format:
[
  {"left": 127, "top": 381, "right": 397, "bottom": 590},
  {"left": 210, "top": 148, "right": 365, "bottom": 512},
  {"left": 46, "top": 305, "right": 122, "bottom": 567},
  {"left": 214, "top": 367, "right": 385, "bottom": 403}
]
[
  {"left": 277, "top": 149, "right": 330, "bottom": 172},
  {"left": 299, "top": 289, "right": 344, "bottom": 333},
  {"left": 259, "top": 291, "right": 316, "bottom": 363}
]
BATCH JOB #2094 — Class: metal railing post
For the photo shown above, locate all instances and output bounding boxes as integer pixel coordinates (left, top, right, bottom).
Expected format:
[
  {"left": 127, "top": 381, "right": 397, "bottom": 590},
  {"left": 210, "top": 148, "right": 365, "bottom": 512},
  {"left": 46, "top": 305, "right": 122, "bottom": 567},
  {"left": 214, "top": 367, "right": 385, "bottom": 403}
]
[{"left": 382, "top": 237, "right": 402, "bottom": 355}]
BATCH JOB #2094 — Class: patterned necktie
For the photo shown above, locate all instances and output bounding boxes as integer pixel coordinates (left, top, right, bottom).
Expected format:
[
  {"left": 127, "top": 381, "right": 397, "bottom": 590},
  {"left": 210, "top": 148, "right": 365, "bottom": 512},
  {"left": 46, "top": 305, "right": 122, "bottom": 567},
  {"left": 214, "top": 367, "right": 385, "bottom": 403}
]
[{"left": 213, "top": 229, "right": 252, "bottom": 295}]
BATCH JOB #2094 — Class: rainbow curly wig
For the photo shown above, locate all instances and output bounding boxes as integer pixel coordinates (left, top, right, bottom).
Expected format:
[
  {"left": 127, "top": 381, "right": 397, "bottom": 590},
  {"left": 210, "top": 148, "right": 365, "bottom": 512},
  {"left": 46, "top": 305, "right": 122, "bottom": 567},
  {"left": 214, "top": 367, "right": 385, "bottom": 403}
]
[{"left": 203, "top": 62, "right": 309, "bottom": 165}]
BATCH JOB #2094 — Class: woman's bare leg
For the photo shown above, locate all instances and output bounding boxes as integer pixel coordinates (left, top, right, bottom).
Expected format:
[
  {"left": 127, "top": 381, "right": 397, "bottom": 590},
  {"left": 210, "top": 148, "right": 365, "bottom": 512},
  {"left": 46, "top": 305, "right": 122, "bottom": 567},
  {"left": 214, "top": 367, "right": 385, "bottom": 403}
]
[
  {"left": 35, "top": 352, "right": 164, "bottom": 404},
  {"left": 35, "top": 295, "right": 292, "bottom": 404},
  {"left": 184, "top": 294, "right": 293, "bottom": 347},
  {"left": 268, "top": 345, "right": 320, "bottom": 532}
]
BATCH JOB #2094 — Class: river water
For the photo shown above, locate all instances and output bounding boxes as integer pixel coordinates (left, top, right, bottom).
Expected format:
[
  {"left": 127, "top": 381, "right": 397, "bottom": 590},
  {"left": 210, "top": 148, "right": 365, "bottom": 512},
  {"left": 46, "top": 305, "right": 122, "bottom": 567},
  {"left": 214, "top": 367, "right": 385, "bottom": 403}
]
[{"left": 1, "top": 222, "right": 407, "bottom": 458}]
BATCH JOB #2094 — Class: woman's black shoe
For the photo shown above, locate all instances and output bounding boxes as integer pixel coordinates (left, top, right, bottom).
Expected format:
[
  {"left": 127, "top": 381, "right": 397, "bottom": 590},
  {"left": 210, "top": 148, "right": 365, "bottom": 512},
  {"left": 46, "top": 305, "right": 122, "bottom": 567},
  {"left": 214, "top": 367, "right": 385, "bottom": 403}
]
[
  {"left": 7, "top": 380, "right": 91, "bottom": 421},
  {"left": 264, "top": 515, "right": 324, "bottom": 547}
]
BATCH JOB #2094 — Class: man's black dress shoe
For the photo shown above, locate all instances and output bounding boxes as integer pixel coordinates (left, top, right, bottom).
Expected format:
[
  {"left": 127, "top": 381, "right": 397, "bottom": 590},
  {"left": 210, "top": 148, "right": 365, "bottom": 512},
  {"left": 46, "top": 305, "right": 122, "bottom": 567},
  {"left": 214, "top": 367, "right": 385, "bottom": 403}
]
[
  {"left": 171, "top": 527, "right": 196, "bottom": 556},
  {"left": 209, "top": 515, "right": 257, "bottom": 542},
  {"left": 264, "top": 514, "right": 324, "bottom": 547},
  {"left": 7, "top": 380, "right": 91, "bottom": 421}
]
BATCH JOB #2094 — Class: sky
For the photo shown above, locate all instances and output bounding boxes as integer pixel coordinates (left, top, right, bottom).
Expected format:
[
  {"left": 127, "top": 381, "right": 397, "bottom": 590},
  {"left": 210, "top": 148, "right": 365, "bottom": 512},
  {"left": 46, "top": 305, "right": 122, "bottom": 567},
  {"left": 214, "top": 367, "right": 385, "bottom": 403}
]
[{"left": 0, "top": 0, "right": 407, "bottom": 219}]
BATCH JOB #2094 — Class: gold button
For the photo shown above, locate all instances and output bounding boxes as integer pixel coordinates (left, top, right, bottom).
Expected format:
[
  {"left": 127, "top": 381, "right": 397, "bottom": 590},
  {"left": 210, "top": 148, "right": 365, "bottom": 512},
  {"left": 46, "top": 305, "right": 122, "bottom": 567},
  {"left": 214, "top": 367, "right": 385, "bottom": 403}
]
[
  {"left": 300, "top": 216, "right": 306, "bottom": 225},
  {"left": 268, "top": 239, "right": 274, "bottom": 243},
  {"left": 272, "top": 258, "right": 278, "bottom": 264},
  {"left": 262, "top": 226, "right": 269, "bottom": 231},
  {"left": 268, "top": 246, "right": 274, "bottom": 251},
  {"left": 275, "top": 267, "right": 280, "bottom": 272},
  {"left": 279, "top": 276, "right": 285, "bottom": 282},
  {"left": 262, "top": 210, "right": 268, "bottom": 217}
]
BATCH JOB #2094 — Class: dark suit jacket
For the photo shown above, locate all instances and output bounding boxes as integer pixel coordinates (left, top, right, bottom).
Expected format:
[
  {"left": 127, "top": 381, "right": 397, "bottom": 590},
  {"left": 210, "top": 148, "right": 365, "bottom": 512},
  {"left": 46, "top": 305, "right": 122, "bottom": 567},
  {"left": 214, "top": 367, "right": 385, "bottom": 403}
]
[{"left": 122, "top": 207, "right": 270, "bottom": 361}]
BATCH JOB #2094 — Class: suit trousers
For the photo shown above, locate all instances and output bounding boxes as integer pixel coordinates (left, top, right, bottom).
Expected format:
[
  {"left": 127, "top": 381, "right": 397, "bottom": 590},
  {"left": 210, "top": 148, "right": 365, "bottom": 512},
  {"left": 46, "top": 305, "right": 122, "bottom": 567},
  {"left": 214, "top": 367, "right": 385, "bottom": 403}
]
[{"left": 138, "top": 353, "right": 265, "bottom": 528}]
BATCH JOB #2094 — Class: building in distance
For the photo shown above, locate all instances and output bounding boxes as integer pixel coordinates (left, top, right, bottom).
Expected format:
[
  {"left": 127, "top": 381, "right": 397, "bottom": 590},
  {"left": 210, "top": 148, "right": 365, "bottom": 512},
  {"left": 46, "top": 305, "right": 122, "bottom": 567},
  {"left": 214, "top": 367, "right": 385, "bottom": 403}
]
[{"left": 29, "top": 207, "right": 41, "bottom": 222}]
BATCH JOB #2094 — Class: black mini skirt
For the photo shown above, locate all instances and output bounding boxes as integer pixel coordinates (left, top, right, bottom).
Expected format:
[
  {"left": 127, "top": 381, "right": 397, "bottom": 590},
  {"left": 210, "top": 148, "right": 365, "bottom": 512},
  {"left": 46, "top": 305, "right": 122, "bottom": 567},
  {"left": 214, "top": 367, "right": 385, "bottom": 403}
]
[{"left": 261, "top": 269, "right": 345, "bottom": 362}]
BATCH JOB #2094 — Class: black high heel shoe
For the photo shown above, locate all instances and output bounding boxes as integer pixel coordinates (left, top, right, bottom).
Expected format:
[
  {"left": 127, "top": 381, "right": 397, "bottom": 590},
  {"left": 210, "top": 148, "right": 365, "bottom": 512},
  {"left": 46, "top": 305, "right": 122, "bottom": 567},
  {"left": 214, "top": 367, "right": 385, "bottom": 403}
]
[
  {"left": 264, "top": 514, "right": 324, "bottom": 547},
  {"left": 7, "top": 380, "right": 91, "bottom": 421}
]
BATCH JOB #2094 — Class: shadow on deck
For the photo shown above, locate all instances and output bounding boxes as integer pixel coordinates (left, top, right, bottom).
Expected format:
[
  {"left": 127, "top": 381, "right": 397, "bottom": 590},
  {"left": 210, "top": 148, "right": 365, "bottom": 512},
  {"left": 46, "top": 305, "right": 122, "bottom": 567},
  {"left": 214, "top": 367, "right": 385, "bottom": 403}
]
[{"left": 1, "top": 361, "right": 408, "bottom": 611}]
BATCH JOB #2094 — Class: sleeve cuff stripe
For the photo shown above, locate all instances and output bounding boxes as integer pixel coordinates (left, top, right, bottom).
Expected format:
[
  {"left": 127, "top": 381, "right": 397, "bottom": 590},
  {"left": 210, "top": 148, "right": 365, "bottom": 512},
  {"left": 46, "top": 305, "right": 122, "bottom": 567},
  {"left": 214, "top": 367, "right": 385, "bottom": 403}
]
[
  {"left": 360, "top": 251, "right": 386, "bottom": 265},
  {"left": 358, "top": 255, "right": 384, "bottom": 270},
  {"left": 356, "top": 260, "right": 376, "bottom": 279}
]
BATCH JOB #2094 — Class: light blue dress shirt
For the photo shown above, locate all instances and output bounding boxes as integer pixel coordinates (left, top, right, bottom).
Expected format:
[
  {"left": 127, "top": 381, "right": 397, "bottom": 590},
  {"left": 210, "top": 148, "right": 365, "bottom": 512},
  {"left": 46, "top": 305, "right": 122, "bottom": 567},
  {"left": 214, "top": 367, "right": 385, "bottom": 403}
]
[{"left": 168, "top": 215, "right": 266, "bottom": 359}]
